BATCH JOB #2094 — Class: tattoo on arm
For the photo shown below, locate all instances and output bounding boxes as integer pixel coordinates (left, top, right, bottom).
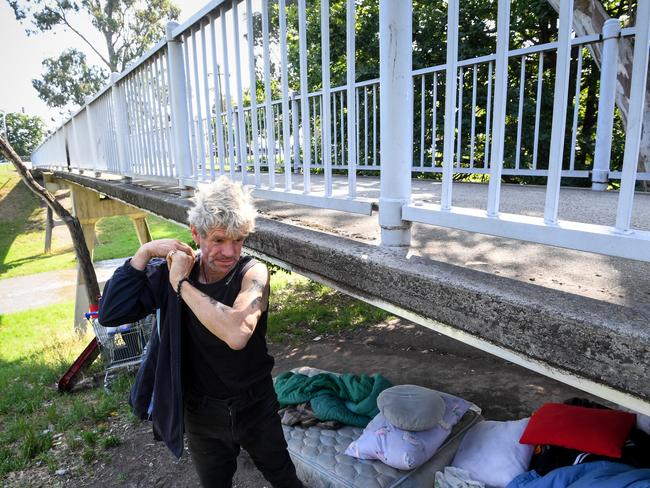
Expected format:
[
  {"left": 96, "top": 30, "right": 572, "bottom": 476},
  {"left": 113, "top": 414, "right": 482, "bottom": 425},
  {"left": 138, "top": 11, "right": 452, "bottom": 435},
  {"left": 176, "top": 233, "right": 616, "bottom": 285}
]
[
  {"left": 249, "top": 296, "right": 262, "bottom": 310},
  {"left": 248, "top": 279, "right": 265, "bottom": 293},
  {"left": 200, "top": 292, "right": 225, "bottom": 311}
]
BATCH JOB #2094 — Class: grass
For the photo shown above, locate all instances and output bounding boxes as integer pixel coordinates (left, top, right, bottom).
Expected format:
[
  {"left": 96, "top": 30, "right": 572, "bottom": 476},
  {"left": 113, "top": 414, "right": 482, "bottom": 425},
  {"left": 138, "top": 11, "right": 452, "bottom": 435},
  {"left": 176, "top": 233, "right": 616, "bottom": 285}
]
[
  {"left": 0, "top": 165, "right": 191, "bottom": 279},
  {"left": 0, "top": 301, "right": 132, "bottom": 477}
]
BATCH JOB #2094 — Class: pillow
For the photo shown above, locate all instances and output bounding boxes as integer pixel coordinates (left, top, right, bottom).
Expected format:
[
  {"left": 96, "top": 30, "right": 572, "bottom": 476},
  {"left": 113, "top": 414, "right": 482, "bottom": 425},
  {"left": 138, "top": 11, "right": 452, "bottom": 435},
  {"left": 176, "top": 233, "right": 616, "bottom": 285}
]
[
  {"left": 519, "top": 403, "right": 636, "bottom": 458},
  {"left": 377, "top": 384, "right": 446, "bottom": 431},
  {"left": 451, "top": 418, "right": 534, "bottom": 488},
  {"left": 345, "top": 391, "right": 471, "bottom": 470}
]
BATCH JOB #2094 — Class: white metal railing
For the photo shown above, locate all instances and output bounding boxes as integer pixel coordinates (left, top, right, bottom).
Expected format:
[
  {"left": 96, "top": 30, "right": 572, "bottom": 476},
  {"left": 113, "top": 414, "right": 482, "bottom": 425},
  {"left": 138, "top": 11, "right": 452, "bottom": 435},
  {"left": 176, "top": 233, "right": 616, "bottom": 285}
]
[{"left": 31, "top": 0, "right": 650, "bottom": 261}]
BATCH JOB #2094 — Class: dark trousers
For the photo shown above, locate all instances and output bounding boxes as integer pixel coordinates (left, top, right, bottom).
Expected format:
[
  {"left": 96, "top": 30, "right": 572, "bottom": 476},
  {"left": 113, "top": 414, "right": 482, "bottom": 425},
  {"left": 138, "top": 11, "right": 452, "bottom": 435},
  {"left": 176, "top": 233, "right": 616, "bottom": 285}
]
[{"left": 184, "top": 378, "right": 303, "bottom": 488}]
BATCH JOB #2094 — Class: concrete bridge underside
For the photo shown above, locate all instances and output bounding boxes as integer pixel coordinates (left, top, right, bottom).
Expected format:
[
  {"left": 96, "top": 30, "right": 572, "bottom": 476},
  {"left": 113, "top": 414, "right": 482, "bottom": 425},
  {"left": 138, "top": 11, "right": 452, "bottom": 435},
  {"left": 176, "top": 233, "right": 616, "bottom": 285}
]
[{"left": 42, "top": 171, "right": 650, "bottom": 415}]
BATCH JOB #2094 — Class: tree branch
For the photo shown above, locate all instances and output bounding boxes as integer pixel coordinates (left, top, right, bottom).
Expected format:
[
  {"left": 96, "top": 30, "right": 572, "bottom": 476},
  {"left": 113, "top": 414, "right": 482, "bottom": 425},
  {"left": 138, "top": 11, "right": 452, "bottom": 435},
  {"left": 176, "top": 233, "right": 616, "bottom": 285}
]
[
  {"left": 58, "top": 9, "right": 113, "bottom": 70},
  {"left": 0, "top": 135, "right": 101, "bottom": 307}
]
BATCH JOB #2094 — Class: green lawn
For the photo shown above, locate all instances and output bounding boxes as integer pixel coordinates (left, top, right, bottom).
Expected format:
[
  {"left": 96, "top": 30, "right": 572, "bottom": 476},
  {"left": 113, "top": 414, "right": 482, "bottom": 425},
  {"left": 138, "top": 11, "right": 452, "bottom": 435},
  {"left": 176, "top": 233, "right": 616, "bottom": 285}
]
[{"left": 0, "top": 165, "right": 191, "bottom": 279}]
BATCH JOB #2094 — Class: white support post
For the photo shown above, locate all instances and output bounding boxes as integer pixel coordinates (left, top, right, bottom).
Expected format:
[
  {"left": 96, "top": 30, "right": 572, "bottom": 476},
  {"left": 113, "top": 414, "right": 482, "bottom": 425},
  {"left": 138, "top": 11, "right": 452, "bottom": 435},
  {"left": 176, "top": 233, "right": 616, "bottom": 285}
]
[
  {"left": 379, "top": 0, "right": 412, "bottom": 247},
  {"left": 486, "top": 0, "right": 511, "bottom": 217},
  {"left": 246, "top": 0, "right": 260, "bottom": 187},
  {"left": 321, "top": 0, "right": 332, "bottom": 197},
  {"left": 298, "top": 0, "right": 311, "bottom": 193},
  {"left": 166, "top": 22, "right": 194, "bottom": 194},
  {"left": 262, "top": 0, "right": 276, "bottom": 189},
  {"left": 616, "top": 1, "right": 650, "bottom": 232},
  {"left": 543, "top": 0, "right": 574, "bottom": 225},
  {"left": 84, "top": 96, "right": 101, "bottom": 176},
  {"left": 279, "top": 0, "right": 292, "bottom": 189},
  {"left": 440, "top": 0, "right": 459, "bottom": 210},
  {"left": 346, "top": 0, "right": 357, "bottom": 197},
  {"left": 592, "top": 19, "right": 620, "bottom": 191}
]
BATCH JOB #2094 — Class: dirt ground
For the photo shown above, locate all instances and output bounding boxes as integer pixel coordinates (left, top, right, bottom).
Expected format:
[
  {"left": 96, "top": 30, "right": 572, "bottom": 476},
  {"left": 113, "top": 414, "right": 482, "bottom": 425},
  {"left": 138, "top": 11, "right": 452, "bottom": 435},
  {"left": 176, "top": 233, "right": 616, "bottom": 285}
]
[{"left": 6, "top": 317, "right": 600, "bottom": 488}]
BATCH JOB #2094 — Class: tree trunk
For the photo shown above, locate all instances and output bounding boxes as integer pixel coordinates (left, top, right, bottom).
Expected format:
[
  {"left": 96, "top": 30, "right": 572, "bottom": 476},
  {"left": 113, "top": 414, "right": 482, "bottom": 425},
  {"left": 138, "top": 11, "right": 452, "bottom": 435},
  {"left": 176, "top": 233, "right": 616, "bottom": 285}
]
[
  {"left": 0, "top": 135, "right": 101, "bottom": 308},
  {"left": 547, "top": 0, "right": 650, "bottom": 185}
]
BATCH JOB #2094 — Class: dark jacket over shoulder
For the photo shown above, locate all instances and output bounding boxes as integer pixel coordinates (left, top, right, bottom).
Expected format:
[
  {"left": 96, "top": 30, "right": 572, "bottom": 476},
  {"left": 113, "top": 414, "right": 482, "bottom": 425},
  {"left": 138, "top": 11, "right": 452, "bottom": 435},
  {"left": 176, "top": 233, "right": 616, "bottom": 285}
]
[{"left": 99, "top": 258, "right": 185, "bottom": 458}]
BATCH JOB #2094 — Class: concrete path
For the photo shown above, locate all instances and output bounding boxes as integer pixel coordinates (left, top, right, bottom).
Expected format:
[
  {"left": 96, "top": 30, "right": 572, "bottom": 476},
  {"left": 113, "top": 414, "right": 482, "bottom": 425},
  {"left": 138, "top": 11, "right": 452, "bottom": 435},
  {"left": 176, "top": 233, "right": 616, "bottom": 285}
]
[{"left": 0, "top": 258, "right": 124, "bottom": 314}]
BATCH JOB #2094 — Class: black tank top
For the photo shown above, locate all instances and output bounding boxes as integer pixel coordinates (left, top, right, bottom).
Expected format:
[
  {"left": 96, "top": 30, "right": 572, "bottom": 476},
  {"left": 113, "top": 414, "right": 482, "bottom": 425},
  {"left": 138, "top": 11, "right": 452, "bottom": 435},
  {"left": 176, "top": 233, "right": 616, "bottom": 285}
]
[{"left": 181, "top": 255, "right": 274, "bottom": 398}]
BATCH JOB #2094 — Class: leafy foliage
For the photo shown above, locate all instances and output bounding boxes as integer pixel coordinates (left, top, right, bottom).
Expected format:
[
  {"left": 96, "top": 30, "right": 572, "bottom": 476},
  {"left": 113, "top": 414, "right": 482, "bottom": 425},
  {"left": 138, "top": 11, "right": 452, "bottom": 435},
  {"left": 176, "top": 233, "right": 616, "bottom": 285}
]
[
  {"left": 32, "top": 49, "right": 108, "bottom": 108},
  {"left": 7, "top": 0, "right": 180, "bottom": 108},
  {"left": 2, "top": 112, "right": 45, "bottom": 158}
]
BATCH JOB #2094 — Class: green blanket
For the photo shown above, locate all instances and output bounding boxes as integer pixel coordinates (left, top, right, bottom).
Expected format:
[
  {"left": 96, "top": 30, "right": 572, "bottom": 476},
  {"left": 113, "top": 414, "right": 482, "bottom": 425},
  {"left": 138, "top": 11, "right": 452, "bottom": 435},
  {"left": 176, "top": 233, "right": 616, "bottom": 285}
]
[{"left": 274, "top": 371, "right": 392, "bottom": 427}]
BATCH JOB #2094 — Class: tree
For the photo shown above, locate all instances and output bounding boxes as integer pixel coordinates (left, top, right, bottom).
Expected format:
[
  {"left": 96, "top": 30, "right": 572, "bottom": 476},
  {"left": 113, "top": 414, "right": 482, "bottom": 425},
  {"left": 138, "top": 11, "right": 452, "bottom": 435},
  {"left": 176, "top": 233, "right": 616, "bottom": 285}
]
[
  {"left": 2, "top": 112, "right": 46, "bottom": 158},
  {"left": 32, "top": 48, "right": 107, "bottom": 108},
  {"left": 8, "top": 0, "right": 180, "bottom": 108}
]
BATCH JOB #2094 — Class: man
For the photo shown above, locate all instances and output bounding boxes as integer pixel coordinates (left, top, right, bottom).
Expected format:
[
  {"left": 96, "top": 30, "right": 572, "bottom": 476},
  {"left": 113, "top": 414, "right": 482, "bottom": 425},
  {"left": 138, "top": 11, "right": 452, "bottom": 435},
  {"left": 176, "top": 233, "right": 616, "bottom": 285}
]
[{"left": 99, "top": 177, "right": 303, "bottom": 488}]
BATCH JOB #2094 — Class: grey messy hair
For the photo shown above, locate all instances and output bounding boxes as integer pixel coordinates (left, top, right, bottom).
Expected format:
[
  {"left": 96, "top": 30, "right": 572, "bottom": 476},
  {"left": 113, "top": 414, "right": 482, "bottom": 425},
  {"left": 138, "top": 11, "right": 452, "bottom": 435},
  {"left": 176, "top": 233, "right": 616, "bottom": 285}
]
[{"left": 187, "top": 176, "right": 256, "bottom": 237}]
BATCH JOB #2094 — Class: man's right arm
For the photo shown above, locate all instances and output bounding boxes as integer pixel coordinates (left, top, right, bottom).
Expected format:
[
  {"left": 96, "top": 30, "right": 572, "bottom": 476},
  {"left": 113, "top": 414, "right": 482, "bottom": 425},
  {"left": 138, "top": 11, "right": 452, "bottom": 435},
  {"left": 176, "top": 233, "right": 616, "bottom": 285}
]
[{"left": 99, "top": 239, "right": 194, "bottom": 326}]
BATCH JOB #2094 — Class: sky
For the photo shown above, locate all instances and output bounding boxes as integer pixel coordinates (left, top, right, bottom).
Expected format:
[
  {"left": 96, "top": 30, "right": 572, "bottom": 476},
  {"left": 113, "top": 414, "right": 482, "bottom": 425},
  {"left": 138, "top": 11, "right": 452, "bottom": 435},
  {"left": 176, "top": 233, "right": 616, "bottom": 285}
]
[{"left": 0, "top": 0, "right": 207, "bottom": 129}]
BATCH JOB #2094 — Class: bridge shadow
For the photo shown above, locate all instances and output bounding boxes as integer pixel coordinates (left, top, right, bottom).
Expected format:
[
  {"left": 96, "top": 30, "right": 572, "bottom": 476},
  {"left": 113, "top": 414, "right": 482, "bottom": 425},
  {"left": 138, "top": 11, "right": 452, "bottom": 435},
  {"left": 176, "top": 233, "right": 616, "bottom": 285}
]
[{"left": 0, "top": 176, "right": 42, "bottom": 272}]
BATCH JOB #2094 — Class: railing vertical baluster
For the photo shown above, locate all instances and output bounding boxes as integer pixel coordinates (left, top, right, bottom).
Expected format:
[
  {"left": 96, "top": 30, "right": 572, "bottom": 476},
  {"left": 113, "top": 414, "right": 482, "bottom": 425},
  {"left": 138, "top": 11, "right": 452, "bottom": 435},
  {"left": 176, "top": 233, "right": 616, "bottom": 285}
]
[
  {"left": 432, "top": 72, "right": 437, "bottom": 166},
  {"left": 209, "top": 16, "right": 226, "bottom": 176},
  {"left": 340, "top": 91, "right": 345, "bottom": 169},
  {"left": 515, "top": 55, "right": 526, "bottom": 171},
  {"left": 486, "top": 0, "right": 511, "bottom": 217},
  {"left": 333, "top": 90, "right": 338, "bottom": 167},
  {"left": 372, "top": 84, "right": 377, "bottom": 166},
  {"left": 592, "top": 19, "right": 620, "bottom": 191},
  {"left": 183, "top": 35, "right": 199, "bottom": 177},
  {"left": 298, "top": 0, "right": 311, "bottom": 193},
  {"left": 569, "top": 47, "right": 583, "bottom": 172},
  {"left": 356, "top": 88, "right": 360, "bottom": 171},
  {"left": 133, "top": 73, "right": 150, "bottom": 175},
  {"left": 232, "top": 0, "right": 247, "bottom": 184},
  {"left": 616, "top": 1, "right": 650, "bottom": 232},
  {"left": 364, "top": 86, "right": 369, "bottom": 167},
  {"left": 123, "top": 77, "right": 139, "bottom": 173},
  {"left": 379, "top": 0, "right": 412, "bottom": 247},
  {"left": 420, "top": 76, "right": 425, "bottom": 168},
  {"left": 544, "top": 0, "right": 574, "bottom": 224},
  {"left": 262, "top": 2, "right": 274, "bottom": 188},
  {"left": 246, "top": 0, "right": 260, "bottom": 187},
  {"left": 166, "top": 22, "right": 193, "bottom": 190},
  {"left": 220, "top": 10, "right": 236, "bottom": 179},
  {"left": 291, "top": 93, "right": 300, "bottom": 174},
  {"left": 441, "top": 0, "right": 458, "bottom": 209},
  {"left": 110, "top": 73, "right": 132, "bottom": 179},
  {"left": 484, "top": 61, "right": 492, "bottom": 168},
  {"left": 346, "top": 0, "right": 357, "bottom": 197},
  {"left": 153, "top": 56, "right": 170, "bottom": 178},
  {"left": 163, "top": 52, "right": 175, "bottom": 177},
  {"left": 532, "top": 53, "right": 544, "bottom": 170},
  {"left": 199, "top": 23, "right": 215, "bottom": 181},
  {"left": 148, "top": 59, "right": 164, "bottom": 177},
  {"left": 470, "top": 65, "right": 477, "bottom": 168},
  {"left": 456, "top": 67, "right": 464, "bottom": 169},
  {"left": 145, "top": 60, "right": 163, "bottom": 177},
  {"left": 279, "top": 0, "right": 292, "bottom": 189},
  {"left": 312, "top": 96, "right": 318, "bottom": 165}
]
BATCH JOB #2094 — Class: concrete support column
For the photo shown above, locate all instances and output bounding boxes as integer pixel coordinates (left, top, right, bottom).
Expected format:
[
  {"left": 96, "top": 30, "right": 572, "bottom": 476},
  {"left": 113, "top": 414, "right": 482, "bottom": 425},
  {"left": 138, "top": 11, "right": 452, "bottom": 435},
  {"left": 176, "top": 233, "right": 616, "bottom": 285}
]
[
  {"left": 378, "top": 0, "right": 412, "bottom": 247},
  {"left": 166, "top": 22, "right": 194, "bottom": 196},
  {"left": 110, "top": 72, "right": 132, "bottom": 182},
  {"left": 131, "top": 217, "right": 152, "bottom": 245},
  {"left": 592, "top": 19, "right": 620, "bottom": 191}
]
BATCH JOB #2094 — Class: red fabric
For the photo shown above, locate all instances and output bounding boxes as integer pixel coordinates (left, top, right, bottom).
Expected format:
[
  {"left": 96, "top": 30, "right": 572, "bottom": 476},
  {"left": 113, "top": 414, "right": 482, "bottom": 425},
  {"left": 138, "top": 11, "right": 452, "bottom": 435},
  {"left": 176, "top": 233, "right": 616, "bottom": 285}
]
[{"left": 519, "top": 403, "right": 636, "bottom": 458}]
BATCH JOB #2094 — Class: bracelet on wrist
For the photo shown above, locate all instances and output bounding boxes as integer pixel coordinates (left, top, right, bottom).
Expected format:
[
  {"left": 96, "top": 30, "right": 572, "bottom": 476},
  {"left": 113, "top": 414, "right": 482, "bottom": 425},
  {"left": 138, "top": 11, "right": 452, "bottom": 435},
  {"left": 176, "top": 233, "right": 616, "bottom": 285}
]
[{"left": 176, "top": 277, "right": 191, "bottom": 301}]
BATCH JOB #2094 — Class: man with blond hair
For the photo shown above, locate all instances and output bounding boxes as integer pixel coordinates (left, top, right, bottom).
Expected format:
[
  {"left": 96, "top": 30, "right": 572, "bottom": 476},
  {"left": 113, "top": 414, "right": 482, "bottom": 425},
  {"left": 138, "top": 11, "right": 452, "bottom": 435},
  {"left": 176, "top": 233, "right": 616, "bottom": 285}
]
[{"left": 100, "top": 176, "right": 303, "bottom": 487}]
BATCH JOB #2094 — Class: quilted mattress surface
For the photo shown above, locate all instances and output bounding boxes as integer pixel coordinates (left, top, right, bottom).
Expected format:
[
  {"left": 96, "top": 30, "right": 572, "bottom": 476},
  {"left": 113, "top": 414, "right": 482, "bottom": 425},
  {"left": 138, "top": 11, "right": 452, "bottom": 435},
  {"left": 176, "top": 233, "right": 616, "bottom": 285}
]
[{"left": 280, "top": 368, "right": 481, "bottom": 488}]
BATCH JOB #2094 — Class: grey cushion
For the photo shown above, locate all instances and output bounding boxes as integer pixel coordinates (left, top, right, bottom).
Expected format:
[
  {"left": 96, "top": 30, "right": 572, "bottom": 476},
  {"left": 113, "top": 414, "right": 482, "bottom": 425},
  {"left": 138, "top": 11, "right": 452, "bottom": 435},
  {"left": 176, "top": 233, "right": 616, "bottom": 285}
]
[{"left": 377, "top": 384, "right": 446, "bottom": 432}]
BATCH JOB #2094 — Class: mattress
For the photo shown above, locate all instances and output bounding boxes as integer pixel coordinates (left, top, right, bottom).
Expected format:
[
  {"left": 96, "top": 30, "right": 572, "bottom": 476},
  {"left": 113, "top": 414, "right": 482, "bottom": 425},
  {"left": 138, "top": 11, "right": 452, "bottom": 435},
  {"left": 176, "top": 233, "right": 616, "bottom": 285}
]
[{"left": 280, "top": 368, "right": 482, "bottom": 488}]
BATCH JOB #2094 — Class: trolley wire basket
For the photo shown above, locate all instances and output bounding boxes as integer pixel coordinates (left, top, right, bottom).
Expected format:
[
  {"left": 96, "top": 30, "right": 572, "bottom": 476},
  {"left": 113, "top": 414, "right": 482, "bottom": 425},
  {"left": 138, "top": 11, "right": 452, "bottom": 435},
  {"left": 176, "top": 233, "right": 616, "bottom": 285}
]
[{"left": 87, "top": 312, "right": 155, "bottom": 389}]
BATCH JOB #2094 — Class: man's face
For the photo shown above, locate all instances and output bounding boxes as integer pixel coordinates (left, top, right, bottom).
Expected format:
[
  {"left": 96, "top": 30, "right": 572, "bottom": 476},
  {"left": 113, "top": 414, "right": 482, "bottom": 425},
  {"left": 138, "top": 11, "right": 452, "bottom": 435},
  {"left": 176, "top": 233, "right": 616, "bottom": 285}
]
[{"left": 191, "top": 226, "right": 246, "bottom": 278}]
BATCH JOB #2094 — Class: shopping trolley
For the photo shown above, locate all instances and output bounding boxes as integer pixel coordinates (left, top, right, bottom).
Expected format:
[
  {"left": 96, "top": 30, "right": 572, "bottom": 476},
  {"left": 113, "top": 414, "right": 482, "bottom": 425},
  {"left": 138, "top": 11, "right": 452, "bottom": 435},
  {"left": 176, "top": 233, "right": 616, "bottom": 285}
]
[{"left": 86, "top": 311, "right": 155, "bottom": 389}]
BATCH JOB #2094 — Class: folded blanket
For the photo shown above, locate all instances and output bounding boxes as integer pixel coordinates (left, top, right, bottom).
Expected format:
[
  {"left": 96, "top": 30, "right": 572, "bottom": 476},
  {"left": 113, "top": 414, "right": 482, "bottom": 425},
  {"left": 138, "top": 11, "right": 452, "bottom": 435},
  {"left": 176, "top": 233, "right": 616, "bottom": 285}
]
[
  {"left": 275, "top": 371, "right": 392, "bottom": 427},
  {"left": 507, "top": 461, "right": 650, "bottom": 488}
]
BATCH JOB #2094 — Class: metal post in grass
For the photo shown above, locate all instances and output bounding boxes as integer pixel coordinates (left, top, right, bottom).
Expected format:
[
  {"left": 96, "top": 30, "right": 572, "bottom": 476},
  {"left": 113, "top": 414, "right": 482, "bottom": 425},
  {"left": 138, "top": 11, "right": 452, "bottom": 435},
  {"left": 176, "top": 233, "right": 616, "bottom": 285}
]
[{"left": 379, "top": 0, "right": 412, "bottom": 247}]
